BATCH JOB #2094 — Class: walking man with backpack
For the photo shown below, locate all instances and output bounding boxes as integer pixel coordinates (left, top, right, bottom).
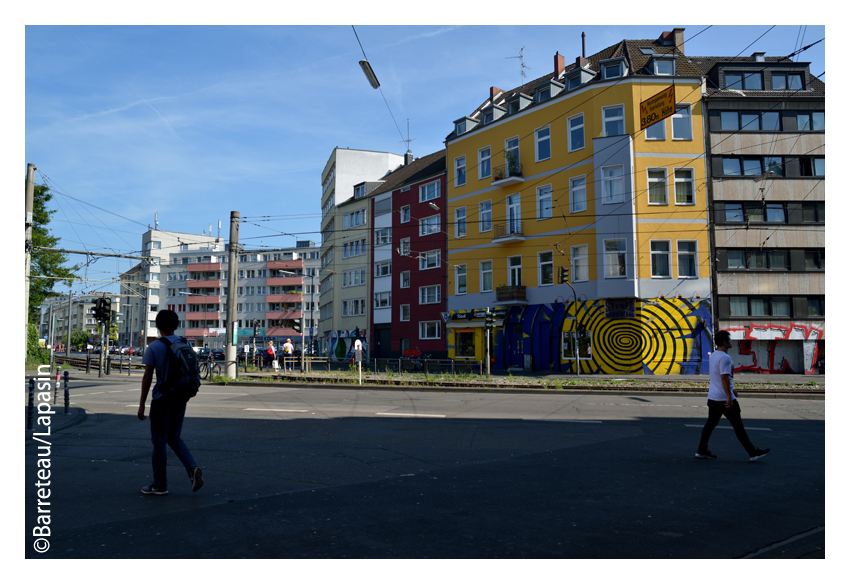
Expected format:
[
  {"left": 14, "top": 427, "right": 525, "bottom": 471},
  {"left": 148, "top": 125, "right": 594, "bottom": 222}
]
[{"left": 138, "top": 309, "right": 204, "bottom": 495}]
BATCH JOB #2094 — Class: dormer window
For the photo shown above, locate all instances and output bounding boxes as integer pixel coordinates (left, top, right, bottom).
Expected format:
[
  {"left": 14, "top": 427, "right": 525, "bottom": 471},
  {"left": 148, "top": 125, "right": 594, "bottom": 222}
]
[
  {"left": 453, "top": 116, "right": 479, "bottom": 136},
  {"left": 567, "top": 74, "right": 581, "bottom": 90},
  {"left": 533, "top": 79, "right": 564, "bottom": 103},
  {"left": 536, "top": 87, "right": 550, "bottom": 102},
  {"left": 483, "top": 111, "right": 493, "bottom": 124},
  {"left": 505, "top": 93, "right": 532, "bottom": 115},
  {"left": 772, "top": 72, "right": 804, "bottom": 91},
  {"left": 725, "top": 70, "right": 763, "bottom": 90},
  {"left": 354, "top": 184, "right": 365, "bottom": 199},
  {"left": 652, "top": 57, "right": 675, "bottom": 76},
  {"left": 600, "top": 59, "right": 625, "bottom": 80},
  {"left": 456, "top": 120, "right": 466, "bottom": 135}
]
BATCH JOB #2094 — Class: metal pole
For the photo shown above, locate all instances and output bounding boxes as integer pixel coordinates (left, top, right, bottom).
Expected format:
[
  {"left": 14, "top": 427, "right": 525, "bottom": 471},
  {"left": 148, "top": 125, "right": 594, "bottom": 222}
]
[
  {"left": 86, "top": 350, "right": 91, "bottom": 374},
  {"left": 25, "top": 163, "right": 36, "bottom": 345},
  {"left": 63, "top": 370, "right": 70, "bottom": 415},
  {"left": 98, "top": 293, "right": 105, "bottom": 378},
  {"left": 48, "top": 303, "right": 54, "bottom": 374},
  {"left": 66, "top": 289, "right": 72, "bottom": 357},
  {"left": 27, "top": 379, "right": 36, "bottom": 431},
  {"left": 225, "top": 211, "right": 239, "bottom": 378}
]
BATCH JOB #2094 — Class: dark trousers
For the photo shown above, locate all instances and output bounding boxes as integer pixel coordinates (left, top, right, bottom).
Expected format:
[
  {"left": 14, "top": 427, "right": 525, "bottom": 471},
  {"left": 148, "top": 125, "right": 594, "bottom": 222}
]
[
  {"left": 150, "top": 395, "right": 197, "bottom": 489},
  {"left": 698, "top": 399, "right": 757, "bottom": 456}
]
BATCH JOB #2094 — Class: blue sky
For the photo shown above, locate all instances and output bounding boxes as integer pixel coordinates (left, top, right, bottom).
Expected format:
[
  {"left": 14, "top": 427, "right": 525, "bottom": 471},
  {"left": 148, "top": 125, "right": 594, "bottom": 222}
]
[{"left": 22, "top": 24, "right": 826, "bottom": 296}]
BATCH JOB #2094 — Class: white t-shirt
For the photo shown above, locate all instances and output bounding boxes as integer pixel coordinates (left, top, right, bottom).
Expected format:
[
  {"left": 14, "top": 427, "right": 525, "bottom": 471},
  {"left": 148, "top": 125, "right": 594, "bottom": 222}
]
[
  {"left": 283, "top": 342, "right": 294, "bottom": 355},
  {"left": 708, "top": 350, "right": 735, "bottom": 401}
]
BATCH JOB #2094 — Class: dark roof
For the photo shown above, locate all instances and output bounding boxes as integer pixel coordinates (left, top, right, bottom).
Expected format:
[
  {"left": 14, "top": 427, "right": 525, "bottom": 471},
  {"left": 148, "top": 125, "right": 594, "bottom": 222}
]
[
  {"left": 367, "top": 150, "right": 446, "bottom": 197},
  {"left": 689, "top": 56, "right": 825, "bottom": 98}
]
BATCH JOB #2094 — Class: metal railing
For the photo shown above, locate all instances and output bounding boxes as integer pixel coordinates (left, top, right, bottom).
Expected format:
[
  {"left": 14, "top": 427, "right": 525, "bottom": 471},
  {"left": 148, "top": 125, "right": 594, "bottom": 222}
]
[{"left": 493, "top": 221, "right": 524, "bottom": 239}]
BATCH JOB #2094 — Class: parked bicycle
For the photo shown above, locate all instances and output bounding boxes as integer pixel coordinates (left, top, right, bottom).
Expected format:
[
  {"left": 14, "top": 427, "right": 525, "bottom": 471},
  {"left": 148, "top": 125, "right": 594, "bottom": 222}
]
[{"left": 198, "top": 351, "right": 222, "bottom": 380}]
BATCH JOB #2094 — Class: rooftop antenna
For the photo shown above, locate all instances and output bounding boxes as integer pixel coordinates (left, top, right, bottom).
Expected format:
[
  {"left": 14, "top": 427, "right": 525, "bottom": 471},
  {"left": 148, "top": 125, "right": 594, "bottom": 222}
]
[
  {"left": 154, "top": 212, "right": 159, "bottom": 230},
  {"left": 401, "top": 118, "right": 416, "bottom": 153},
  {"left": 217, "top": 221, "right": 221, "bottom": 242},
  {"left": 506, "top": 46, "right": 530, "bottom": 87}
]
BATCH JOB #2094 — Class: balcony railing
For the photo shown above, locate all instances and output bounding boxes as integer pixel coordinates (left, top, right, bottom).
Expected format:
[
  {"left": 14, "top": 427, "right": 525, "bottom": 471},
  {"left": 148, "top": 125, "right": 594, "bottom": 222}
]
[
  {"left": 493, "top": 221, "right": 524, "bottom": 241},
  {"left": 186, "top": 312, "right": 221, "bottom": 321},
  {"left": 491, "top": 163, "right": 524, "bottom": 185},
  {"left": 187, "top": 278, "right": 221, "bottom": 288},
  {"left": 187, "top": 295, "right": 220, "bottom": 304},
  {"left": 495, "top": 285, "right": 527, "bottom": 303}
]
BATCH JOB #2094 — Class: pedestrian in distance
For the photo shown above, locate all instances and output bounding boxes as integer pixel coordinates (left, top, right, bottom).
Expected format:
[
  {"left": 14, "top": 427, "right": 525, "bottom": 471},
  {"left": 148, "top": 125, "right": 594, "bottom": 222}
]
[
  {"left": 696, "top": 330, "right": 771, "bottom": 462},
  {"left": 137, "top": 309, "right": 204, "bottom": 495},
  {"left": 283, "top": 338, "right": 295, "bottom": 373},
  {"left": 264, "top": 340, "right": 276, "bottom": 372}
]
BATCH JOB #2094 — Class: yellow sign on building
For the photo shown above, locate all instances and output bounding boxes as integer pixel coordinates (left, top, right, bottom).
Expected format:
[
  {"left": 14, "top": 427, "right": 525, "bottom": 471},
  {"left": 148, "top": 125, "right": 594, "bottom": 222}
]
[{"left": 639, "top": 85, "right": 676, "bottom": 130}]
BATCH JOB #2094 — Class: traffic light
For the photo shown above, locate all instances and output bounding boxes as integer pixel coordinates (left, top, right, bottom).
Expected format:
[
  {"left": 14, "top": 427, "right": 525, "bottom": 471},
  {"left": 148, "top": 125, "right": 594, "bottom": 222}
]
[
  {"left": 102, "top": 297, "right": 112, "bottom": 322},
  {"left": 559, "top": 266, "right": 570, "bottom": 284},
  {"left": 353, "top": 326, "right": 360, "bottom": 340},
  {"left": 253, "top": 320, "right": 259, "bottom": 336},
  {"left": 293, "top": 319, "right": 302, "bottom": 333},
  {"left": 484, "top": 311, "right": 494, "bottom": 329},
  {"left": 93, "top": 298, "right": 105, "bottom": 322}
]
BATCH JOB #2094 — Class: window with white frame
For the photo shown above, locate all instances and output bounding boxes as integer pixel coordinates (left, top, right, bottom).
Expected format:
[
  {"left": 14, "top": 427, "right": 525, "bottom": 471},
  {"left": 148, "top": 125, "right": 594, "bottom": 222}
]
[
  {"left": 456, "top": 207, "right": 467, "bottom": 237},
  {"left": 568, "top": 114, "right": 585, "bottom": 152},
  {"left": 653, "top": 57, "right": 675, "bottom": 76},
  {"left": 479, "top": 147, "right": 491, "bottom": 179},
  {"left": 480, "top": 260, "right": 493, "bottom": 292},
  {"left": 375, "top": 228, "right": 391, "bottom": 245},
  {"left": 375, "top": 261, "right": 391, "bottom": 278},
  {"left": 650, "top": 241, "right": 671, "bottom": 277},
  {"left": 677, "top": 241, "right": 698, "bottom": 278},
  {"left": 479, "top": 200, "right": 492, "bottom": 232},
  {"left": 342, "top": 298, "right": 366, "bottom": 316},
  {"left": 571, "top": 244, "right": 589, "bottom": 282},
  {"left": 674, "top": 169, "right": 695, "bottom": 204},
  {"left": 354, "top": 184, "right": 366, "bottom": 199},
  {"left": 645, "top": 118, "right": 665, "bottom": 140},
  {"left": 505, "top": 137, "right": 520, "bottom": 173},
  {"left": 603, "top": 105, "right": 625, "bottom": 136},
  {"left": 455, "top": 264, "right": 467, "bottom": 294},
  {"left": 420, "top": 321, "right": 440, "bottom": 340},
  {"left": 605, "top": 239, "right": 627, "bottom": 278},
  {"left": 399, "top": 238, "right": 411, "bottom": 256},
  {"left": 400, "top": 205, "right": 410, "bottom": 223},
  {"left": 400, "top": 304, "right": 410, "bottom": 322},
  {"left": 535, "top": 126, "right": 551, "bottom": 162},
  {"left": 400, "top": 271, "right": 410, "bottom": 288},
  {"left": 420, "top": 181, "right": 440, "bottom": 203},
  {"left": 419, "top": 285, "right": 440, "bottom": 305},
  {"left": 602, "top": 166, "right": 625, "bottom": 204},
  {"left": 508, "top": 255, "right": 522, "bottom": 286},
  {"left": 420, "top": 215, "right": 440, "bottom": 236},
  {"left": 602, "top": 60, "right": 623, "bottom": 79},
  {"left": 672, "top": 105, "right": 692, "bottom": 140},
  {"left": 648, "top": 169, "right": 668, "bottom": 204},
  {"left": 374, "top": 292, "right": 391, "bottom": 308},
  {"left": 570, "top": 176, "right": 586, "bottom": 213},
  {"left": 539, "top": 251, "right": 554, "bottom": 286},
  {"left": 419, "top": 250, "right": 440, "bottom": 270},
  {"left": 455, "top": 156, "right": 466, "bottom": 187},
  {"left": 537, "top": 185, "right": 553, "bottom": 219},
  {"left": 342, "top": 268, "right": 367, "bottom": 288},
  {"left": 343, "top": 209, "right": 366, "bottom": 230}
]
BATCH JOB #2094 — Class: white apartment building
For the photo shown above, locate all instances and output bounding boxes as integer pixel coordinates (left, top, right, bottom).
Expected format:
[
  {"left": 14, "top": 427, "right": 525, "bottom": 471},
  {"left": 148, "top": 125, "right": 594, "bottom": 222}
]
[{"left": 38, "top": 293, "right": 121, "bottom": 346}]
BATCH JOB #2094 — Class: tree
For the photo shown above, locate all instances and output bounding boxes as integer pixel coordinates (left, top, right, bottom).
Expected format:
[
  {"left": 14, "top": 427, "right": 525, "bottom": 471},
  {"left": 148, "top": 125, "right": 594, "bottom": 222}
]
[
  {"left": 70, "top": 328, "right": 90, "bottom": 351},
  {"left": 28, "top": 181, "right": 78, "bottom": 325},
  {"left": 27, "top": 323, "right": 50, "bottom": 365}
]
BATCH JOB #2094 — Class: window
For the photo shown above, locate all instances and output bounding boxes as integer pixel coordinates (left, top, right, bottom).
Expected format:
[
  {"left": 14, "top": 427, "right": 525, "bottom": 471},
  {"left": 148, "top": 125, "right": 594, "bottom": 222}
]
[
  {"left": 455, "top": 120, "right": 466, "bottom": 135},
  {"left": 344, "top": 209, "right": 366, "bottom": 230},
  {"left": 455, "top": 156, "right": 466, "bottom": 187},
  {"left": 375, "top": 228, "right": 391, "bottom": 246},
  {"left": 456, "top": 265, "right": 467, "bottom": 295},
  {"left": 772, "top": 72, "right": 804, "bottom": 91},
  {"left": 419, "top": 250, "right": 440, "bottom": 270},
  {"left": 479, "top": 147, "right": 491, "bottom": 179},
  {"left": 420, "top": 321, "right": 440, "bottom": 340},
  {"left": 602, "top": 166, "right": 624, "bottom": 204},
  {"left": 678, "top": 241, "right": 698, "bottom": 278},
  {"left": 605, "top": 239, "right": 627, "bottom": 278},
  {"left": 725, "top": 71, "right": 763, "bottom": 90},
  {"left": 420, "top": 181, "right": 440, "bottom": 203},
  {"left": 419, "top": 285, "right": 440, "bottom": 305},
  {"left": 570, "top": 176, "right": 586, "bottom": 213},
  {"left": 813, "top": 158, "right": 825, "bottom": 176},
  {"left": 505, "top": 137, "right": 520, "bottom": 174},
  {"left": 479, "top": 200, "right": 492, "bottom": 232},
  {"left": 400, "top": 304, "right": 410, "bottom": 322},
  {"left": 507, "top": 194, "right": 521, "bottom": 234},
  {"left": 568, "top": 114, "right": 585, "bottom": 152},
  {"left": 603, "top": 61, "right": 622, "bottom": 79},
  {"left": 797, "top": 111, "right": 824, "bottom": 132},
  {"left": 672, "top": 105, "right": 692, "bottom": 140},
  {"left": 400, "top": 271, "right": 410, "bottom": 288},
  {"left": 645, "top": 119, "right": 665, "bottom": 140},
  {"left": 354, "top": 184, "right": 365, "bottom": 199},
  {"left": 483, "top": 110, "right": 493, "bottom": 124},
  {"left": 536, "top": 86, "right": 550, "bottom": 102},
  {"left": 400, "top": 206, "right": 410, "bottom": 223},
  {"left": 802, "top": 202, "right": 825, "bottom": 223},
  {"left": 765, "top": 203, "right": 786, "bottom": 223},
  {"left": 650, "top": 241, "right": 671, "bottom": 277},
  {"left": 571, "top": 244, "right": 589, "bottom": 282},
  {"left": 399, "top": 238, "right": 411, "bottom": 256},
  {"left": 653, "top": 58, "right": 674, "bottom": 76},
  {"left": 480, "top": 260, "right": 493, "bottom": 292},
  {"left": 603, "top": 105, "right": 625, "bottom": 136},
  {"left": 537, "top": 185, "right": 553, "bottom": 219},
  {"left": 420, "top": 215, "right": 440, "bottom": 236},
  {"left": 539, "top": 251, "right": 554, "bottom": 286},
  {"left": 720, "top": 110, "right": 781, "bottom": 132},
  {"left": 722, "top": 158, "right": 742, "bottom": 176},
  {"left": 674, "top": 169, "right": 694, "bottom": 204},
  {"left": 455, "top": 331, "right": 475, "bottom": 358},
  {"left": 375, "top": 261, "right": 391, "bottom": 278},
  {"left": 535, "top": 126, "right": 551, "bottom": 161},
  {"left": 807, "top": 297, "right": 824, "bottom": 317},
  {"left": 508, "top": 255, "right": 522, "bottom": 287},
  {"left": 567, "top": 74, "right": 581, "bottom": 90},
  {"left": 647, "top": 169, "right": 668, "bottom": 204},
  {"left": 456, "top": 207, "right": 467, "bottom": 238},
  {"left": 374, "top": 292, "right": 391, "bottom": 309}
]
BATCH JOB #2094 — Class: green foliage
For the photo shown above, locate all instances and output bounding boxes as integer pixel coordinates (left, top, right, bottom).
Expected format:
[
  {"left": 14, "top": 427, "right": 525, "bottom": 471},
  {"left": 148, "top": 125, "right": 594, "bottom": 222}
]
[
  {"left": 28, "top": 182, "right": 78, "bottom": 325},
  {"left": 70, "top": 328, "right": 90, "bottom": 350},
  {"left": 26, "top": 324, "right": 50, "bottom": 364}
]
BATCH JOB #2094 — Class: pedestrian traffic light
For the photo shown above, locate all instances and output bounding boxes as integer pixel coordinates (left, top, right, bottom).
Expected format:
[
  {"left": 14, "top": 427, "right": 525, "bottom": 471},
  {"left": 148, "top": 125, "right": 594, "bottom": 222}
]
[
  {"left": 353, "top": 326, "right": 360, "bottom": 341},
  {"left": 293, "top": 319, "right": 302, "bottom": 333},
  {"left": 253, "top": 320, "right": 259, "bottom": 337},
  {"left": 559, "top": 266, "right": 570, "bottom": 284}
]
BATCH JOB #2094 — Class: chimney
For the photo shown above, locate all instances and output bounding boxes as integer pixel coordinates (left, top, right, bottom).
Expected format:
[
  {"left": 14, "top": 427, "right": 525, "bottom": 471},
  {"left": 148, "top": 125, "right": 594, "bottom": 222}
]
[
  {"left": 576, "top": 56, "right": 589, "bottom": 69},
  {"left": 582, "top": 31, "right": 586, "bottom": 58},
  {"left": 554, "top": 51, "right": 566, "bottom": 76},
  {"left": 490, "top": 86, "right": 503, "bottom": 102},
  {"left": 673, "top": 27, "right": 685, "bottom": 55},
  {"left": 752, "top": 52, "right": 766, "bottom": 62},
  {"left": 404, "top": 151, "right": 414, "bottom": 166}
]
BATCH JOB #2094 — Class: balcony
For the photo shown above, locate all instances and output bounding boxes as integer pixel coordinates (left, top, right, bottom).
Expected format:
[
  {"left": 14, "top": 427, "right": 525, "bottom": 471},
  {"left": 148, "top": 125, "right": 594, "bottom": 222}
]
[
  {"left": 266, "top": 277, "right": 302, "bottom": 287},
  {"left": 187, "top": 294, "right": 220, "bottom": 304},
  {"left": 187, "top": 278, "right": 221, "bottom": 289},
  {"left": 493, "top": 221, "right": 525, "bottom": 243},
  {"left": 491, "top": 163, "right": 524, "bottom": 187},
  {"left": 266, "top": 294, "right": 303, "bottom": 303},
  {"left": 267, "top": 259, "right": 303, "bottom": 271},
  {"left": 186, "top": 312, "right": 221, "bottom": 321},
  {"left": 187, "top": 263, "right": 222, "bottom": 273},
  {"left": 494, "top": 285, "right": 528, "bottom": 306},
  {"left": 266, "top": 310, "right": 303, "bottom": 320},
  {"left": 265, "top": 327, "right": 302, "bottom": 337}
]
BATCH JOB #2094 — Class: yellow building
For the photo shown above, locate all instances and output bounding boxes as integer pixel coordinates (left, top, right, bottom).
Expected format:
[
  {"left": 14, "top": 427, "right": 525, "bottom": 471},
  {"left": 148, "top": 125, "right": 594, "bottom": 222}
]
[{"left": 445, "top": 29, "right": 713, "bottom": 374}]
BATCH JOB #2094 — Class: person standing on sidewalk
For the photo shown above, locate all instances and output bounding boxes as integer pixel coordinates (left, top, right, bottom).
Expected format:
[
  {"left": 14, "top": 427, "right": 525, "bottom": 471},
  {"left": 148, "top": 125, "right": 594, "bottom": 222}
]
[
  {"left": 137, "top": 309, "right": 204, "bottom": 495},
  {"left": 283, "top": 338, "right": 294, "bottom": 373},
  {"left": 264, "top": 340, "right": 276, "bottom": 372},
  {"left": 696, "top": 330, "right": 770, "bottom": 462}
]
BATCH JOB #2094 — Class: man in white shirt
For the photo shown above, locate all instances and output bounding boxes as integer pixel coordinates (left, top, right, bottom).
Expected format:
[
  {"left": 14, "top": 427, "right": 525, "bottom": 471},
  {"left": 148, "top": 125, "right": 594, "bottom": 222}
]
[
  {"left": 283, "top": 338, "right": 294, "bottom": 373},
  {"left": 696, "top": 330, "right": 770, "bottom": 462}
]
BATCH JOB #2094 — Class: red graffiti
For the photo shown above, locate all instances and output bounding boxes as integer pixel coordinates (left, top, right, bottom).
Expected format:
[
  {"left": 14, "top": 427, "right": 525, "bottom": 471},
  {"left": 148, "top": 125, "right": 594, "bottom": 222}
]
[
  {"left": 726, "top": 323, "right": 823, "bottom": 341},
  {"left": 724, "top": 322, "right": 824, "bottom": 375}
]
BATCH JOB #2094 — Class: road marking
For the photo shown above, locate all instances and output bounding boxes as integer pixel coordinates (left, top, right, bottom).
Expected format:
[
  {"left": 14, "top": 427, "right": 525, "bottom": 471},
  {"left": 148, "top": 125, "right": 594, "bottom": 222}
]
[
  {"left": 741, "top": 526, "right": 824, "bottom": 558},
  {"left": 87, "top": 392, "right": 104, "bottom": 395},
  {"left": 523, "top": 419, "right": 602, "bottom": 424},
  {"left": 684, "top": 424, "right": 771, "bottom": 431},
  {"left": 375, "top": 413, "right": 446, "bottom": 418},
  {"left": 108, "top": 391, "right": 124, "bottom": 393},
  {"left": 200, "top": 392, "right": 249, "bottom": 395},
  {"left": 243, "top": 408, "right": 309, "bottom": 412}
]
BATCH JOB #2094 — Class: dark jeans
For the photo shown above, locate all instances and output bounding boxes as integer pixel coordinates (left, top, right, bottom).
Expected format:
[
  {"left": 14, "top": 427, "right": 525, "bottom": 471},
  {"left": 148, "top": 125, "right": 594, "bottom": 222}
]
[
  {"left": 264, "top": 354, "right": 274, "bottom": 370},
  {"left": 698, "top": 399, "right": 757, "bottom": 456},
  {"left": 150, "top": 395, "right": 197, "bottom": 489}
]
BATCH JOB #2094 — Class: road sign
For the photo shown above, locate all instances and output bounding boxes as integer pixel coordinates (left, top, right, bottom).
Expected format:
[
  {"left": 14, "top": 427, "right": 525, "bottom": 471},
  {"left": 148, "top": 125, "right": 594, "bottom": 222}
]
[{"left": 639, "top": 85, "right": 676, "bottom": 131}]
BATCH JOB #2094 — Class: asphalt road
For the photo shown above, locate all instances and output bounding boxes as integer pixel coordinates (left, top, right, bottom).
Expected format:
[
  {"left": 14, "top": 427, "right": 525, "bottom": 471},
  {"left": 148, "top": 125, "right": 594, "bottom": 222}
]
[{"left": 24, "top": 379, "right": 825, "bottom": 559}]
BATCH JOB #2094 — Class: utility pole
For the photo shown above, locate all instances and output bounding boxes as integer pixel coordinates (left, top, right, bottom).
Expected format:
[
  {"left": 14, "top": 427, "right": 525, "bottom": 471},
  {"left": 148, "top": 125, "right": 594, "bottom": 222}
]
[
  {"left": 225, "top": 211, "right": 239, "bottom": 378},
  {"left": 65, "top": 289, "right": 72, "bottom": 357},
  {"left": 25, "top": 163, "right": 36, "bottom": 343},
  {"left": 99, "top": 292, "right": 106, "bottom": 378},
  {"left": 485, "top": 307, "right": 491, "bottom": 378},
  {"left": 48, "top": 302, "right": 54, "bottom": 373}
]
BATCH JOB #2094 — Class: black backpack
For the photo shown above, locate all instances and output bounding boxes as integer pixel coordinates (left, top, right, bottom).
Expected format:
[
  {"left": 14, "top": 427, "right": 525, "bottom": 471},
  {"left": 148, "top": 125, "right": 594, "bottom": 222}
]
[{"left": 158, "top": 337, "right": 201, "bottom": 399}]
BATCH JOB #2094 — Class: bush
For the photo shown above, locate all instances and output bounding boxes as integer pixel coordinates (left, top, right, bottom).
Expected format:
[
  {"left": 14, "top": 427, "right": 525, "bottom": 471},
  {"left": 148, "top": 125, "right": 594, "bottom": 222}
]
[{"left": 27, "top": 324, "right": 50, "bottom": 365}]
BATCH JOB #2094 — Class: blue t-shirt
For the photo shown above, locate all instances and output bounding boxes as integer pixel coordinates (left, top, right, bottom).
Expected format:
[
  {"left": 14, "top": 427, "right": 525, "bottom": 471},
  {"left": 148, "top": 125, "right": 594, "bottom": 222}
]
[{"left": 142, "top": 335, "right": 181, "bottom": 400}]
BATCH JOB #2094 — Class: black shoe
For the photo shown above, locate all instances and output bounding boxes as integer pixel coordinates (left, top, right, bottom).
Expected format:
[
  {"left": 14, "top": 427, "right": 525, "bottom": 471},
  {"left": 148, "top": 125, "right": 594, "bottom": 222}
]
[
  {"left": 695, "top": 450, "right": 718, "bottom": 459},
  {"left": 190, "top": 467, "right": 204, "bottom": 492},
  {"left": 141, "top": 483, "right": 168, "bottom": 496},
  {"left": 749, "top": 448, "right": 771, "bottom": 462}
]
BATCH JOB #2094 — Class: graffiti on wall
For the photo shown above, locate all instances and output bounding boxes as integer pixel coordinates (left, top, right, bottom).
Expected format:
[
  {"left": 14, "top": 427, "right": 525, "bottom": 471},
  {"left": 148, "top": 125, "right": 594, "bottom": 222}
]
[{"left": 727, "top": 323, "right": 824, "bottom": 374}]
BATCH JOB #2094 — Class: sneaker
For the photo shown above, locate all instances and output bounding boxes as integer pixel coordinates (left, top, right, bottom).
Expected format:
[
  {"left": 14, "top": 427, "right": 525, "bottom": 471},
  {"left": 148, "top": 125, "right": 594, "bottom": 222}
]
[
  {"left": 190, "top": 467, "right": 204, "bottom": 492},
  {"left": 141, "top": 483, "right": 168, "bottom": 496},
  {"left": 695, "top": 451, "right": 718, "bottom": 459},
  {"left": 749, "top": 448, "right": 771, "bottom": 462}
]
